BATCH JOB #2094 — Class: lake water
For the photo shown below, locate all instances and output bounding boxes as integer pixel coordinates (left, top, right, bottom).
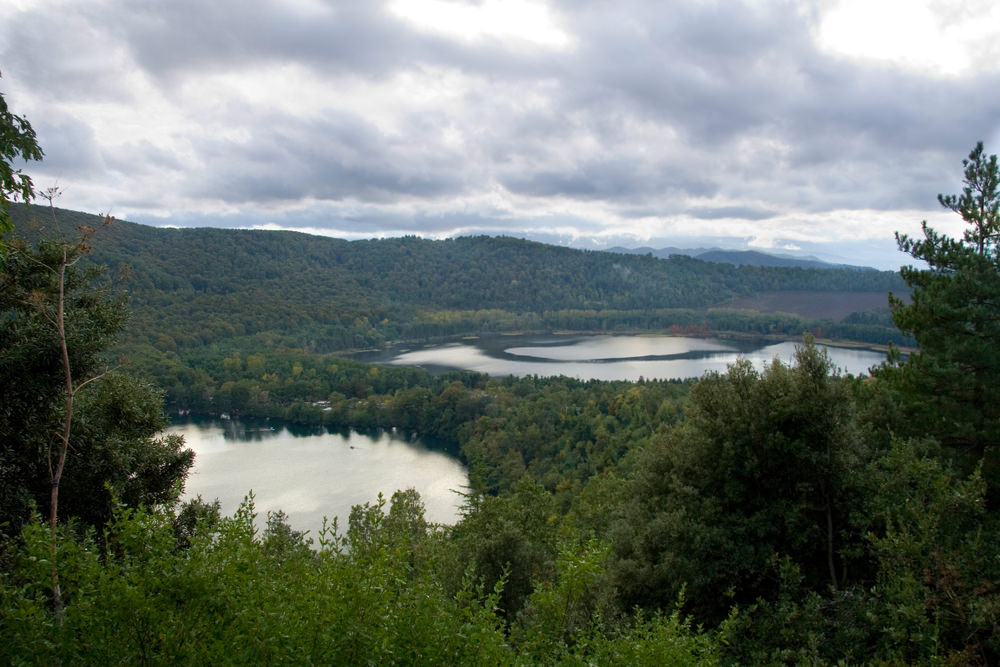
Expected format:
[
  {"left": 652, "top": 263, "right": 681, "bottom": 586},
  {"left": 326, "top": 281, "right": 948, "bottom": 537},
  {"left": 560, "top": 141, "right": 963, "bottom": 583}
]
[
  {"left": 172, "top": 336, "right": 885, "bottom": 537},
  {"left": 168, "top": 417, "right": 469, "bottom": 539},
  {"left": 361, "top": 334, "right": 887, "bottom": 381}
]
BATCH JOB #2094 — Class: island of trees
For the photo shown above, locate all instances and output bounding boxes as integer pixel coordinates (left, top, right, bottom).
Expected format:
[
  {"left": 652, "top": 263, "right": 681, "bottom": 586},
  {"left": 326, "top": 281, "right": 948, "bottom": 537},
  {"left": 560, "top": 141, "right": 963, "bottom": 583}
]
[{"left": 2, "top": 82, "right": 999, "bottom": 663}]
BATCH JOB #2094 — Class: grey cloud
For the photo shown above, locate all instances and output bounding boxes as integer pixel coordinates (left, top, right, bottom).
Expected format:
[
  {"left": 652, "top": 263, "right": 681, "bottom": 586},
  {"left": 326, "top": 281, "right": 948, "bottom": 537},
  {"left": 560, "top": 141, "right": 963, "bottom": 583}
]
[
  {"left": 29, "top": 115, "right": 105, "bottom": 178},
  {"left": 546, "top": 1, "right": 1000, "bottom": 209},
  {"left": 558, "top": 2, "right": 810, "bottom": 134},
  {"left": 108, "top": 3, "right": 411, "bottom": 81},
  {"left": 104, "top": 140, "right": 187, "bottom": 176},
  {"left": 3, "top": 8, "right": 137, "bottom": 104},
  {"left": 6, "top": 0, "right": 1000, "bottom": 269},
  {"left": 98, "top": 1, "right": 557, "bottom": 90},
  {"left": 188, "top": 109, "right": 473, "bottom": 204},
  {"left": 687, "top": 206, "right": 778, "bottom": 221}
]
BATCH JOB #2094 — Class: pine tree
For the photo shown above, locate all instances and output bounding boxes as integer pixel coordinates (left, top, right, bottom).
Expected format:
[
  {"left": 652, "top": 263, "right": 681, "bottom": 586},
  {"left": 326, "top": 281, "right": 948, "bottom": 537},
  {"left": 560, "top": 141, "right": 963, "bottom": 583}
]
[{"left": 885, "top": 142, "right": 1000, "bottom": 488}]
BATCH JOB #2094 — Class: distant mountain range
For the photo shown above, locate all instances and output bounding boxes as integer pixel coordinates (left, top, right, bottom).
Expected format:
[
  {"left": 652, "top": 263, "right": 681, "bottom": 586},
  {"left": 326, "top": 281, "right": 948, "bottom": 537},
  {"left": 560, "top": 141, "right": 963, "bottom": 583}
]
[{"left": 606, "top": 247, "right": 876, "bottom": 270}]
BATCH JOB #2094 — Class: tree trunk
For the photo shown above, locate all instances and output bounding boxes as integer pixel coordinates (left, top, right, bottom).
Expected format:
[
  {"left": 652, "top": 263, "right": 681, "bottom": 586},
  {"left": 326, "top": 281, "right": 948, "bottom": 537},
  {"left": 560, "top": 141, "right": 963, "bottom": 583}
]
[{"left": 49, "top": 251, "right": 70, "bottom": 623}]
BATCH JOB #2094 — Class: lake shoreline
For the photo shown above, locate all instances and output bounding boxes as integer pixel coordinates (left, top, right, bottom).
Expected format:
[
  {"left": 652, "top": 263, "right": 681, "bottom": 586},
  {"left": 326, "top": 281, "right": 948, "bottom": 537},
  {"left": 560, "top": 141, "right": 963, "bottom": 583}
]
[
  {"left": 348, "top": 329, "right": 901, "bottom": 357},
  {"left": 354, "top": 334, "right": 889, "bottom": 382},
  {"left": 167, "top": 417, "right": 469, "bottom": 537}
]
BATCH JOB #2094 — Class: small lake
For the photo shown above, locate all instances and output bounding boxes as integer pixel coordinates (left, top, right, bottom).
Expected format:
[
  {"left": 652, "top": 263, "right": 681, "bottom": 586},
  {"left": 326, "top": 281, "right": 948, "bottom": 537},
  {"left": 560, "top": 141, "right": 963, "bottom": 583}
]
[
  {"left": 357, "top": 334, "right": 887, "bottom": 381},
  {"left": 168, "top": 417, "right": 469, "bottom": 539}
]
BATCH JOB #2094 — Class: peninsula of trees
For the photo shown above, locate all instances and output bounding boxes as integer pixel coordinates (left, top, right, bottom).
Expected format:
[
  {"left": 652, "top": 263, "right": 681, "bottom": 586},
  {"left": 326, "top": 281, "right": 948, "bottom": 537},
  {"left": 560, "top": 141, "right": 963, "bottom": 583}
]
[{"left": 3, "top": 82, "right": 998, "bottom": 663}]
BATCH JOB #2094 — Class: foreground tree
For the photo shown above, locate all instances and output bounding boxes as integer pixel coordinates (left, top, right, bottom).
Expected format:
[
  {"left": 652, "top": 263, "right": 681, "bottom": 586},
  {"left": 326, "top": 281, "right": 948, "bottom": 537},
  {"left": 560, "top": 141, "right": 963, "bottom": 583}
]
[
  {"left": 0, "top": 224, "right": 193, "bottom": 534},
  {"left": 614, "top": 341, "right": 868, "bottom": 623},
  {"left": 883, "top": 141, "right": 1000, "bottom": 490},
  {"left": 1, "top": 218, "right": 194, "bottom": 620},
  {"left": 0, "top": 74, "right": 43, "bottom": 234},
  {"left": 862, "top": 439, "right": 1000, "bottom": 663}
]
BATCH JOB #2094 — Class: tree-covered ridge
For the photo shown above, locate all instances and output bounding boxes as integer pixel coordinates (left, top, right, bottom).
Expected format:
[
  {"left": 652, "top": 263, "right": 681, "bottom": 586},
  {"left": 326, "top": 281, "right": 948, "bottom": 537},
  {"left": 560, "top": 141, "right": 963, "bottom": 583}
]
[
  {"left": 10, "top": 205, "right": 906, "bottom": 352},
  {"left": 9, "top": 74, "right": 1000, "bottom": 660}
]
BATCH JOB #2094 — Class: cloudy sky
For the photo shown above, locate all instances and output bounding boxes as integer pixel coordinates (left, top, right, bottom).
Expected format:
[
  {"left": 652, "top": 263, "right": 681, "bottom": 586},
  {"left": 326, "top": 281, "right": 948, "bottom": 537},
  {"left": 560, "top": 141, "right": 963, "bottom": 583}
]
[{"left": 3, "top": 0, "right": 1000, "bottom": 269}]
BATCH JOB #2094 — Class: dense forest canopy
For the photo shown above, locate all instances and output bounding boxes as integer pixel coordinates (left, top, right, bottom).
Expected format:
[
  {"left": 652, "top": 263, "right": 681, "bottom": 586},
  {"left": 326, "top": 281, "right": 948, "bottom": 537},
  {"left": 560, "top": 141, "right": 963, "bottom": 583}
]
[
  {"left": 3, "top": 85, "right": 999, "bottom": 663},
  {"left": 9, "top": 204, "right": 908, "bottom": 356},
  {"left": 11, "top": 205, "right": 903, "bottom": 314}
]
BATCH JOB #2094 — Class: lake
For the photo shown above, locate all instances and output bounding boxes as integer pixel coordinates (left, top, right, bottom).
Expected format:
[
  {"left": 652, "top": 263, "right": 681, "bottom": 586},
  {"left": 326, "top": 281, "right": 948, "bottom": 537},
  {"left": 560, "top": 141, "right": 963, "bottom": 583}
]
[
  {"left": 357, "top": 334, "right": 888, "bottom": 381},
  {"left": 168, "top": 417, "right": 469, "bottom": 539},
  {"left": 173, "top": 335, "right": 885, "bottom": 537}
]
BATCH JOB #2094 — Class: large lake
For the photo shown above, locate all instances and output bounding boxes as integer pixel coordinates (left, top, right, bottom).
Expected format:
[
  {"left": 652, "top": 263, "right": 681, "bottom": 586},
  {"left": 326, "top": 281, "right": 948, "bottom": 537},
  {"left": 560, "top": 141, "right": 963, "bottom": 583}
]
[
  {"left": 168, "top": 418, "right": 469, "bottom": 538},
  {"left": 173, "top": 336, "right": 885, "bottom": 537},
  {"left": 357, "top": 334, "right": 888, "bottom": 381}
]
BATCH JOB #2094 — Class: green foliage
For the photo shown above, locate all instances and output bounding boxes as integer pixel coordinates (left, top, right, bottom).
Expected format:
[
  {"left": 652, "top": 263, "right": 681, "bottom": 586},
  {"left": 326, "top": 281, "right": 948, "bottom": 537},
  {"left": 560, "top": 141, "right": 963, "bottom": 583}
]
[
  {"left": 0, "top": 495, "right": 513, "bottom": 664},
  {"left": 517, "top": 547, "right": 722, "bottom": 666},
  {"left": 513, "top": 538, "right": 614, "bottom": 654},
  {"left": 10, "top": 205, "right": 905, "bottom": 358},
  {"left": 461, "top": 375, "right": 691, "bottom": 495},
  {"left": 451, "top": 477, "right": 560, "bottom": 621},
  {"left": 717, "top": 562, "right": 874, "bottom": 665},
  {"left": 171, "top": 495, "right": 221, "bottom": 550},
  {"left": 0, "top": 488, "right": 734, "bottom": 664},
  {"left": 615, "top": 340, "right": 868, "bottom": 622},
  {"left": 0, "top": 232, "right": 192, "bottom": 535},
  {"left": 581, "top": 607, "right": 721, "bottom": 666},
  {"left": 860, "top": 439, "right": 1000, "bottom": 663},
  {"left": 0, "top": 82, "right": 42, "bottom": 234},
  {"left": 883, "top": 141, "right": 1000, "bottom": 494},
  {"left": 61, "top": 373, "right": 193, "bottom": 531}
]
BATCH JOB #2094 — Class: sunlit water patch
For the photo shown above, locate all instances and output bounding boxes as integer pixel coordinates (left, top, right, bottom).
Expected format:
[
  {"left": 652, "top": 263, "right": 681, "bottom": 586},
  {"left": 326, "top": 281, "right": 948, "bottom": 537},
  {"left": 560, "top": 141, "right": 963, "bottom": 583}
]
[
  {"left": 169, "top": 418, "right": 468, "bottom": 539},
  {"left": 374, "top": 335, "right": 886, "bottom": 381}
]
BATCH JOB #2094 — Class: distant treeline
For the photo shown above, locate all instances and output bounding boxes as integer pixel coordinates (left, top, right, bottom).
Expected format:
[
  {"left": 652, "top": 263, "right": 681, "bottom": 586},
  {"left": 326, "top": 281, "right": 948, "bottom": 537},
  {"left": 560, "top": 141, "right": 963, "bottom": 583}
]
[
  {"left": 6, "top": 146, "right": 999, "bottom": 664},
  {"left": 12, "top": 206, "right": 908, "bottom": 353}
]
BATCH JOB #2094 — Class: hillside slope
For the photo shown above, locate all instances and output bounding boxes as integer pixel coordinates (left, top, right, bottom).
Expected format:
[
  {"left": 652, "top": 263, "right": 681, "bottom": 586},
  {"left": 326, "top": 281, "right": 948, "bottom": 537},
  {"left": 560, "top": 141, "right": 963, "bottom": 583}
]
[{"left": 9, "top": 205, "right": 906, "bottom": 350}]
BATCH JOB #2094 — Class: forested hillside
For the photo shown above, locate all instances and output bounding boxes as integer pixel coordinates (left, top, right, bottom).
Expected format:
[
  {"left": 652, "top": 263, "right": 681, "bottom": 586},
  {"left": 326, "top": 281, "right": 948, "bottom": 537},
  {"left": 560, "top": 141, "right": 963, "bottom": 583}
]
[
  {"left": 10, "top": 205, "right": 906, "bottom": 354},
  {"left": 612, "top": 245, "right": 875, "bottom": 269},
  {"left": 9, "top": 118, "right": 1000, "bottom": 660}
]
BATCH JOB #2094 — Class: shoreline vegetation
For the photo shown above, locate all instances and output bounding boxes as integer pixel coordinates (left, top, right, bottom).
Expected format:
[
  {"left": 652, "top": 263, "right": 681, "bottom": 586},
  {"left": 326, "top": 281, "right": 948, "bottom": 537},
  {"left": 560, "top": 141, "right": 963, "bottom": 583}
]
[
  {"left": 6, "top": 81, "right": 1000, "bottom": 662},
  {"left": 4, "top": 192, "right": 990, "bottom": 662},
  {"left": 145, "top": 331, "right": 890, "bottom": 440},
  {"left": 378, "top": 327, "right": 906, "bottom": 353}
]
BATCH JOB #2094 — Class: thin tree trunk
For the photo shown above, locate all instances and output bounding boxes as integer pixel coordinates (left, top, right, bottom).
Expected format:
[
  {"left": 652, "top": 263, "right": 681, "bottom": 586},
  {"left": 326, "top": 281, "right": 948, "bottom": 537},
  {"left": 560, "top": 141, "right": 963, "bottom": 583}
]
[
  {"left": 49, "top": 251, "right": 70, "bottom": 623},
  {"left": 824, "top": 435, "right": 839, "bottom": 591},
  {"left": 825, "top": 490, "right": 838, "bottom": 590}
]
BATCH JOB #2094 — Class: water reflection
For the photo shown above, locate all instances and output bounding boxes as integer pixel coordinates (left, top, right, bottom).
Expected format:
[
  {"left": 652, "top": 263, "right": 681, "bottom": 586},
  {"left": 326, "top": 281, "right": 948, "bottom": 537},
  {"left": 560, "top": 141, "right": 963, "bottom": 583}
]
[
  {"left": 378, "top": 335, "right": 886, "bottom": 381},
  {"left": 505, "top": 335, "right": 740, "bottom": 361},
  {"left": 169, "top": 417, "right": 469, "bottom": 538}
]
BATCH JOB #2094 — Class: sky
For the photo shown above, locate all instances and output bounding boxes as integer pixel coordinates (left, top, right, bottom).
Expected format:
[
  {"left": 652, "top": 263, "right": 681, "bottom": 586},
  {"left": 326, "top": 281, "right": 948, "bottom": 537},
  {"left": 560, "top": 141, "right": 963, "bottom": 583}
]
[{"left": 3, "top": 0, "right": 1000, "bottom": 270}]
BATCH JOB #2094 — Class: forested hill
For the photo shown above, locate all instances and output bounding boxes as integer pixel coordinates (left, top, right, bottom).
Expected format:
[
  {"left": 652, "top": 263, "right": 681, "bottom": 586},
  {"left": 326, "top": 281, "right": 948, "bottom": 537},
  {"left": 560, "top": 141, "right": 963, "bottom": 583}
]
[
  {"left": 609, "top": 246, "right": 874, "bottom": 270},
  {"left": 10, "top": 205, "right": 905, "bottom": 350}
]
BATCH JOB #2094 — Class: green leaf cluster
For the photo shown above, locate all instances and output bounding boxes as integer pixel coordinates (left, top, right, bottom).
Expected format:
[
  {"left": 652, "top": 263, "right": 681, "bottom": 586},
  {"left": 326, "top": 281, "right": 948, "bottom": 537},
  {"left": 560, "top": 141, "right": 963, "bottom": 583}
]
[
  {"left": 0, "top": 84, "right": 42, "bottom": 234},
  {"left": 881, "top": 141, "right": 1000, "bottom": 495},
  {"left": 0, "top": 232, "right": 193, "bottom": 536}
]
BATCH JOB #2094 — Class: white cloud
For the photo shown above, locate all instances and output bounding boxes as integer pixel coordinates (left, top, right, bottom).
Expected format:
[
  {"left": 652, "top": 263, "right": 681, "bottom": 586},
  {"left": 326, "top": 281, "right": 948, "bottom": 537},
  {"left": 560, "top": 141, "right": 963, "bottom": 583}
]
[
  {"left": 815, "top": 0, "right": 1000, "bottom": 76},
  {"left": 387, "top": 0, "right": 573, "bottom": 49}
]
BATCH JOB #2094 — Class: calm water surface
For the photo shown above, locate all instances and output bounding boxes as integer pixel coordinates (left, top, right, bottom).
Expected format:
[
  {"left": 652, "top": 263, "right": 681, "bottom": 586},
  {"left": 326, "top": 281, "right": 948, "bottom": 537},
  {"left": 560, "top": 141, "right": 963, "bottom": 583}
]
[
  {"left": 169, "top": 418, "right": 468, "bottom": 538},
  {"left": 364, "top": 335, "right": 887, "bottom": 381},
  {"left": 174, "top": 336, "right": 884, "bottom": 536}
]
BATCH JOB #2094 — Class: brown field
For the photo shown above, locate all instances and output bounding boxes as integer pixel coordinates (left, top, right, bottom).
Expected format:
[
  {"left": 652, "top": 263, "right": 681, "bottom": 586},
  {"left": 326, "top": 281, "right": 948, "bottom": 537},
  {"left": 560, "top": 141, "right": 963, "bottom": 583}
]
[{"left": 717, "top": 290, "right": 900, "bottom": 320}]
